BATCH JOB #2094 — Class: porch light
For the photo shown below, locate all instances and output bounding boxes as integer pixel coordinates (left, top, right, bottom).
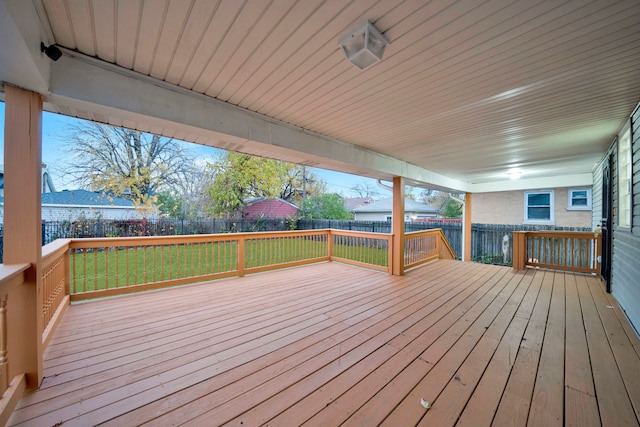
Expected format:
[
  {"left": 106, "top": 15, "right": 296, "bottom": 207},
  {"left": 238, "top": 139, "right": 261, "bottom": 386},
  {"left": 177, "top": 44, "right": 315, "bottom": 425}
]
[
  {"left": 509, "top": 171, "right": 522, "bottom": 180},
  {"left": 339, "top": 21, "right": 389, "bottom": 71}
]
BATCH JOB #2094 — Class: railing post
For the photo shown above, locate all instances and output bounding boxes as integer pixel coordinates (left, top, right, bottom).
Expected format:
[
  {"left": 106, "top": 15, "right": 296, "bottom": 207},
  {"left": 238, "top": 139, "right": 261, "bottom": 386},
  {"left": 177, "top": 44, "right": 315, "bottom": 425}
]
[
  {"left": 327, "top": 230, "right": 334, "bottom": 261},
  {"left": 513, "top": 231, "right": 526, "bottom": 270},
  {"left": 237, "top": 236, "right": 245, "bottom": 277}
]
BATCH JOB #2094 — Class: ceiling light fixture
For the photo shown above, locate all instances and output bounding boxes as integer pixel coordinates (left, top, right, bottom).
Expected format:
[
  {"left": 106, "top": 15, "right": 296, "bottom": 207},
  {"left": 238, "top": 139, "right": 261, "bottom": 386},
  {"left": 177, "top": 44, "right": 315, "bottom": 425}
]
[
  {"left": 339, "top": 21, "right": 389, "bottom": 71},
  {"left": 508, "top": 171, "right": 522, "bottom": 180}
]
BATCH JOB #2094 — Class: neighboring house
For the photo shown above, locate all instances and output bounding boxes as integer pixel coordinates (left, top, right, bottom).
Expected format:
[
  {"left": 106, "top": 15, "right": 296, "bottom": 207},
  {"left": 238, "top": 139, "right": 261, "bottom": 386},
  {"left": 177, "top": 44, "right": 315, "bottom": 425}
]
[
  {"left": 37, "top": 190, "right": 144, "bottom": 222},
  {"left": 242, "top": 198, "right": 299, "bottom": 220},
  {"left": 471, "top": 187, "right": 592, "bottom": 227},
  {"left": 344, "top": 197, "right": 374, "bottom": 211},
  {"left": 0, "top": 163, "right": 55, "bottom": 197},
  {"left": 353, "top": 197, "right": 440, "bottom": 222}
]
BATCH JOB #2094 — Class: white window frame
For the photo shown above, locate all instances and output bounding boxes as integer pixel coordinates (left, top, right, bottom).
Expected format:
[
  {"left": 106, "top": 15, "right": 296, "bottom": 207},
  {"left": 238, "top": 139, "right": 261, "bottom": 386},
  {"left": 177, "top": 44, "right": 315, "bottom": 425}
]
[
  {"left": 524, "top": 190, "right": 554, "bottom": 224},
  {"left": 618, "top": 122, "right": 632, "bottom": 229},
  {"left": 567, "top": 188, "right": 592, "bottom": 210}
]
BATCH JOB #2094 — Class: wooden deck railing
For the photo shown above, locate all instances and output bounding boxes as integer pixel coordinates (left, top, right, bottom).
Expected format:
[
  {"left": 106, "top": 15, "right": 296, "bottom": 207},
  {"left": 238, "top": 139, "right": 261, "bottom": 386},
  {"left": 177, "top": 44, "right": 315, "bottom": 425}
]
[
  {"left": 330, "top": 229, "right": 392, "bottom": 273},
  {"left": 512, "top": 231, "right": 601, "bottom": 274},
  {"left": 0, "top": 227, "right": 452, "bottom": 422},
  {"left": 404, "top": 228, "right": 456, "bottom": 270},
  {"left": 0, "top": 263, "right": 30, "bottom": 426}
]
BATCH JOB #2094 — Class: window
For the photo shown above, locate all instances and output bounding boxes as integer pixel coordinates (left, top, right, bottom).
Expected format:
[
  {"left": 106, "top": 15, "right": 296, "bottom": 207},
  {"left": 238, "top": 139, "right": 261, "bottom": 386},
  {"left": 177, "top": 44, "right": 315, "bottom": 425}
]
[
  {"left": 524, "top": 190, "right": 554, "bottom": 223},
  {"left": 618, "top": 124, "right": 632, "bottom": 228},
  {"left": 568, "top": 188, "right": 592, "bottom": 210}
]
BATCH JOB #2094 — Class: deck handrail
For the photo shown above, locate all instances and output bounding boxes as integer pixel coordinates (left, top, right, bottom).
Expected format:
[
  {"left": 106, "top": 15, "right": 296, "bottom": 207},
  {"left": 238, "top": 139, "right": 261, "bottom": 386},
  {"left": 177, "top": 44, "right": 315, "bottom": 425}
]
[
  {"left": 63, "top": 229, "right": 400, "bottom": 300},
  {"left": 0, "top": 263, "right": 30, "bottom": 426},
  {"left": 404, "top": 228, "right": 456, "bottom": 270},
  {"left": 512, "top": 230, "right": 601, "bottom": 274}
]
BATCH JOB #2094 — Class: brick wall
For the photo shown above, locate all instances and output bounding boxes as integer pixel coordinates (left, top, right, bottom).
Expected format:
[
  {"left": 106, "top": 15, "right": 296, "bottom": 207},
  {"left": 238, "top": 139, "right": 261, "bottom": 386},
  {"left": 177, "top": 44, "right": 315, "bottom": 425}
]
[{"left": 472, "top": 188, "right": 592, "bottom": 227}]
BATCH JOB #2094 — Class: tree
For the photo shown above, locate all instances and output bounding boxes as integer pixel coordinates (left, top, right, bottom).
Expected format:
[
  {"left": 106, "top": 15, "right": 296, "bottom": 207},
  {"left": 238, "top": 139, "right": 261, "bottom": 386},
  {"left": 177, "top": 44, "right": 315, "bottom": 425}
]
[
  {"left": 156, "top": 191, "right": 186, "bottom": 219},
  {"left": 302, "top": 193, "right": 353, "bottom": 219},
  {"left": 441, "top": 198, "right": 463, "bottom": 218},
  {"left": 62, "top": 122, "right": 195, "bottom": 209},
  {"left": 351, "top": 180, "right": 381, "bottom": 198},
  {"left": 205, "top": 152, "right": 325, "bottom": 218}
]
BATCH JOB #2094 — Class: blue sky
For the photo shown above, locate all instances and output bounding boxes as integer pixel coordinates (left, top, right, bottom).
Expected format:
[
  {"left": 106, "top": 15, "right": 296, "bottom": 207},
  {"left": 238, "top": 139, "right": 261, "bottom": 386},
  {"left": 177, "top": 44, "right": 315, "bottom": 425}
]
[{"left": 0, "top": 102, "right": 390, "bottom": 198}]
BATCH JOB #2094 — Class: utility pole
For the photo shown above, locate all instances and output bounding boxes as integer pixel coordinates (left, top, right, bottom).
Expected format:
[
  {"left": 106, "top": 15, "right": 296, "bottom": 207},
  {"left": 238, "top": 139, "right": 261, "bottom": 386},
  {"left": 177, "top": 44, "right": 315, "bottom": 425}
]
[{"left": 302, "top": 166, "right": 307, "bottom": 201}]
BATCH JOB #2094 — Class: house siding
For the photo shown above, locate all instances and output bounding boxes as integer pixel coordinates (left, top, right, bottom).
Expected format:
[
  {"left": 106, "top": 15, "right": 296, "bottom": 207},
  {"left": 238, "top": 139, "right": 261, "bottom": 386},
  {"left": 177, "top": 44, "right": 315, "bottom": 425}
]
[
  {"left": 41, "top": 206, "right": 143, "bottom": 222},
  {"left": 354, "top": 212, "right": 412, "bottom": 222},
  {"left": 0, "top": 205, "right": 142, "bottom": 222},
  {"left": 592, "top": 163, "right": 603, "bottom": 230},
  {"left": 605, "top": 103, "right": 640, "bottom": 334},
  {"left": 472, "top": 189, "right": 592, "bottom": 227}
]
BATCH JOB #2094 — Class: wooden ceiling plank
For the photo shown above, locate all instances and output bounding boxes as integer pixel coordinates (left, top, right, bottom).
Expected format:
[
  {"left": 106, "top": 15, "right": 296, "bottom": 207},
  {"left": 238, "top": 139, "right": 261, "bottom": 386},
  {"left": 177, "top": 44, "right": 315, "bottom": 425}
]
[
  {"left": 199, "top": 0, "right": 275, "bottom": 97},
  {"left": 163, "top": 0, "right": 221, "bottom": 85},
  {"left": 91, "top": 0, "right": 117, "bottom": 63},
  {"left": 42, "top": 0, "right": 77, "bottom": 48},
  {"left": 147, "top": 0, "right": 193, "bottom": 81},
  {"left": 132, "top": 0, "right": 168, "bottom": 75},
  {"left": 201, "top": 0, "right": 297, "bottom": 99}
]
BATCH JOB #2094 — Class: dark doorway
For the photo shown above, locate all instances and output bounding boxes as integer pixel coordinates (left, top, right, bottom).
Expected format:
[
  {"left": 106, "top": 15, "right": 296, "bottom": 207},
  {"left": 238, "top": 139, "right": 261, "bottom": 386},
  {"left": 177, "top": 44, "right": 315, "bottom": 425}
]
[{"left": 601, "top": 153, "right": 613, "bottom": 291}]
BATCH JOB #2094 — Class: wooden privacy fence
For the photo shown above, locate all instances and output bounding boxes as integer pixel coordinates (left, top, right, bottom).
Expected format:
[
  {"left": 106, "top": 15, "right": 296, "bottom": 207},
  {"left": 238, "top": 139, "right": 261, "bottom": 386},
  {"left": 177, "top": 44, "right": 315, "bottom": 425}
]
[{"left": 513, "top": 231, "right": 602, "bottom": 274}]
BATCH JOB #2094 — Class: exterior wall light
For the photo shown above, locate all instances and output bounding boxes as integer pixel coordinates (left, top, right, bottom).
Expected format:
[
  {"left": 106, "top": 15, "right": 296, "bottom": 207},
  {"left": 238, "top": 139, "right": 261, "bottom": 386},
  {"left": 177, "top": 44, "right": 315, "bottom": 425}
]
[{"left": 339, "top": 21, "right": 389, "bottom": 71}]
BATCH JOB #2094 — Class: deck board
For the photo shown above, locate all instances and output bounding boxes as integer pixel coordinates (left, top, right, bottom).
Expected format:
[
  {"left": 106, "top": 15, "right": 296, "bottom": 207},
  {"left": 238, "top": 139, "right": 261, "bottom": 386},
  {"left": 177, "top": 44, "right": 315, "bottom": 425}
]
[{"left": 8, "top": 260, "right": 640, "bottom": 427}]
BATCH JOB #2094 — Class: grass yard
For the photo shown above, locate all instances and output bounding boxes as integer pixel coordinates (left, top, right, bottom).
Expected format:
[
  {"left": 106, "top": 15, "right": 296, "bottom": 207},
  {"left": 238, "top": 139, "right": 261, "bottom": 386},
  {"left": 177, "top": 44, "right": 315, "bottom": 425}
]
[{"left": 70, "top": 235, "right": 389, "bottom": 294}]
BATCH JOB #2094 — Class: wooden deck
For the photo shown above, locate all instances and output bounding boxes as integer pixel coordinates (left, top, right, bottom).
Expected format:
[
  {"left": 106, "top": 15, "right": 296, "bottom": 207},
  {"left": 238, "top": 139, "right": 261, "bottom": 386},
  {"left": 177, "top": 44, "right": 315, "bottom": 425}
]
[{"left": 8, "top": 260, "right": 640, "bottom": 427}]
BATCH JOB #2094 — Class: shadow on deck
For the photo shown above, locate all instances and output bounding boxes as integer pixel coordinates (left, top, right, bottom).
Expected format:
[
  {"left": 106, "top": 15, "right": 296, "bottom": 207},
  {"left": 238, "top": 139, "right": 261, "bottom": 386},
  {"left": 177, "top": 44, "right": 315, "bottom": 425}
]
[{"left": 8, "top": 260, "right": 640, "bottom": 426}]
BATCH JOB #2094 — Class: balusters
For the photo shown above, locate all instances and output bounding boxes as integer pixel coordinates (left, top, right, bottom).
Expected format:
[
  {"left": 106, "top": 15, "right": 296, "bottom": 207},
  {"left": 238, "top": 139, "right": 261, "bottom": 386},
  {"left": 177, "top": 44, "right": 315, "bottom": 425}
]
[{"left": 0, "top": 295, "right": 8, "bottom": 394}]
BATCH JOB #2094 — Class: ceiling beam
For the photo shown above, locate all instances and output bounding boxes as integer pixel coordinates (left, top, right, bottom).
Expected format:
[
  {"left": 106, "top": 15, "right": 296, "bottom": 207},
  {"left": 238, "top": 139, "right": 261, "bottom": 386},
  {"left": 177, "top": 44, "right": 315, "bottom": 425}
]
[
  {"left": 43, "top": 52, "right": 593, "bottom": 194},
  {"left": 46, "top": 52, "right": 470, "bottom": 192}
]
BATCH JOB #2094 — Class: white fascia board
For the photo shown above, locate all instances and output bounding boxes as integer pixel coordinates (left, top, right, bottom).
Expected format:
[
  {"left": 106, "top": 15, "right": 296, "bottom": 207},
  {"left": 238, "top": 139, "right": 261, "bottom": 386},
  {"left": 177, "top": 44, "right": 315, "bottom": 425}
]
[
  {"left": 46, "top": 53, "right": 470, "bottom": 192},
  {"left": 0, "top": 0, "right": 51, "bottom": 94},
  {"left": 467, "top": 173, "right": 593, "bottom": 193}
]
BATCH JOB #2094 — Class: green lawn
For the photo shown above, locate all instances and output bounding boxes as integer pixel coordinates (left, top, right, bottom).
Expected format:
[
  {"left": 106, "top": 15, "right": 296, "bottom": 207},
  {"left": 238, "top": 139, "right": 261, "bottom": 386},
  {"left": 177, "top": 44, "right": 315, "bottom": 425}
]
[{"left": 70, "top": 236, "right": 388, "bottom": 294}]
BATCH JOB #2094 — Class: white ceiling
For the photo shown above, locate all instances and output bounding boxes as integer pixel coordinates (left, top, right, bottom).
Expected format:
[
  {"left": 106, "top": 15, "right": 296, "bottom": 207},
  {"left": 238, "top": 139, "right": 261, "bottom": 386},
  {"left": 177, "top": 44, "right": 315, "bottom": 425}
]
[{"left": 2, "top": 0, "right": 640, "bottom": 192}]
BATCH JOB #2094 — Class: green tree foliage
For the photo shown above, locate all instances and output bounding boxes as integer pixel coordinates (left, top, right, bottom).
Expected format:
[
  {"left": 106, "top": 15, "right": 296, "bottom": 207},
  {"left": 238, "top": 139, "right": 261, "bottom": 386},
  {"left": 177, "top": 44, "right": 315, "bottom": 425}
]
[
  {"left": 206, "top": 152, "right": 325, "bottom": 218},
  {"left": 63, "top": 122, "right": 194, "bottom": 212},
  {"left": 302, "top": 193, "right": 353, "bottom": 219},
  {"left": 442, "top": 198, "right": 463, "bottom": 218},
  {"left": 156, "top": 191, "right": 185, "bottom": 219}
]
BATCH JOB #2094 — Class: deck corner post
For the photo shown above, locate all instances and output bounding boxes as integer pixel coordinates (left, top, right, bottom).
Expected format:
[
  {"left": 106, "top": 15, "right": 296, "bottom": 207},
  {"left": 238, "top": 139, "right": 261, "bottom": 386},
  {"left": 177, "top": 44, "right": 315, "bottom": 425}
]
[
  {"left": 3, "top": 85, "right": 44, "bottom": 389},
  {"left": 512, "top": 231, "right": 526, "bottom": 270},
  {"left": 392, "top": 177, "right": 405, "bottom": 276},
  {"left": 463, "top": 193, "right": 472, "bottom": 262}
]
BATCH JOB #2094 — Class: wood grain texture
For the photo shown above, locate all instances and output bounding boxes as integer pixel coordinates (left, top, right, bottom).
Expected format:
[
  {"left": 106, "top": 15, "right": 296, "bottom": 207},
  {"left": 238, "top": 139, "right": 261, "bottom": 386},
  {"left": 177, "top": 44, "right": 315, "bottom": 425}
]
[{"left": 7, "top": 261, "right": 640, "bottom": 427}]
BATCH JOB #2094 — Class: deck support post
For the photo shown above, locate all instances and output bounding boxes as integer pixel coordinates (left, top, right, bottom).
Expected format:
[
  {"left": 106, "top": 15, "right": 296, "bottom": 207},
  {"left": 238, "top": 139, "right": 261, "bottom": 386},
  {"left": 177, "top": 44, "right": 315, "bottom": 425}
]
[
  {"left": 392, "top": 176, "right": 405, "bottom": 276},
  {"left": 512, "top": 231, "right": 526, "bottom": 270},
  {"left": 463, "top": 193, "right": 472, "bottom": 262},
  {"left": 3, "top": 85, "right": 44, "bottom": 389}
]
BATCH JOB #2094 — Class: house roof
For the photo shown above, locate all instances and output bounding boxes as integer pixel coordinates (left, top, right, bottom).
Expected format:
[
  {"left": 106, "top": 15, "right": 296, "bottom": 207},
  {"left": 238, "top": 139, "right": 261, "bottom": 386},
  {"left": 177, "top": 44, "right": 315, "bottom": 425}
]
[
  {"left": 344, "top": 197, "right": 374, "bottom": 211},
  {"left": 40, "top": 190, "right": 136, "bottom": 208},
  {"left": 244, "top": 198, "right": 299, "bottom": 210},
  {"left": 2, "top": 1, "right": 640, "bottom": 193},
  {"left": 353, "top": 198, "right": 439, "bottom": 214}
]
